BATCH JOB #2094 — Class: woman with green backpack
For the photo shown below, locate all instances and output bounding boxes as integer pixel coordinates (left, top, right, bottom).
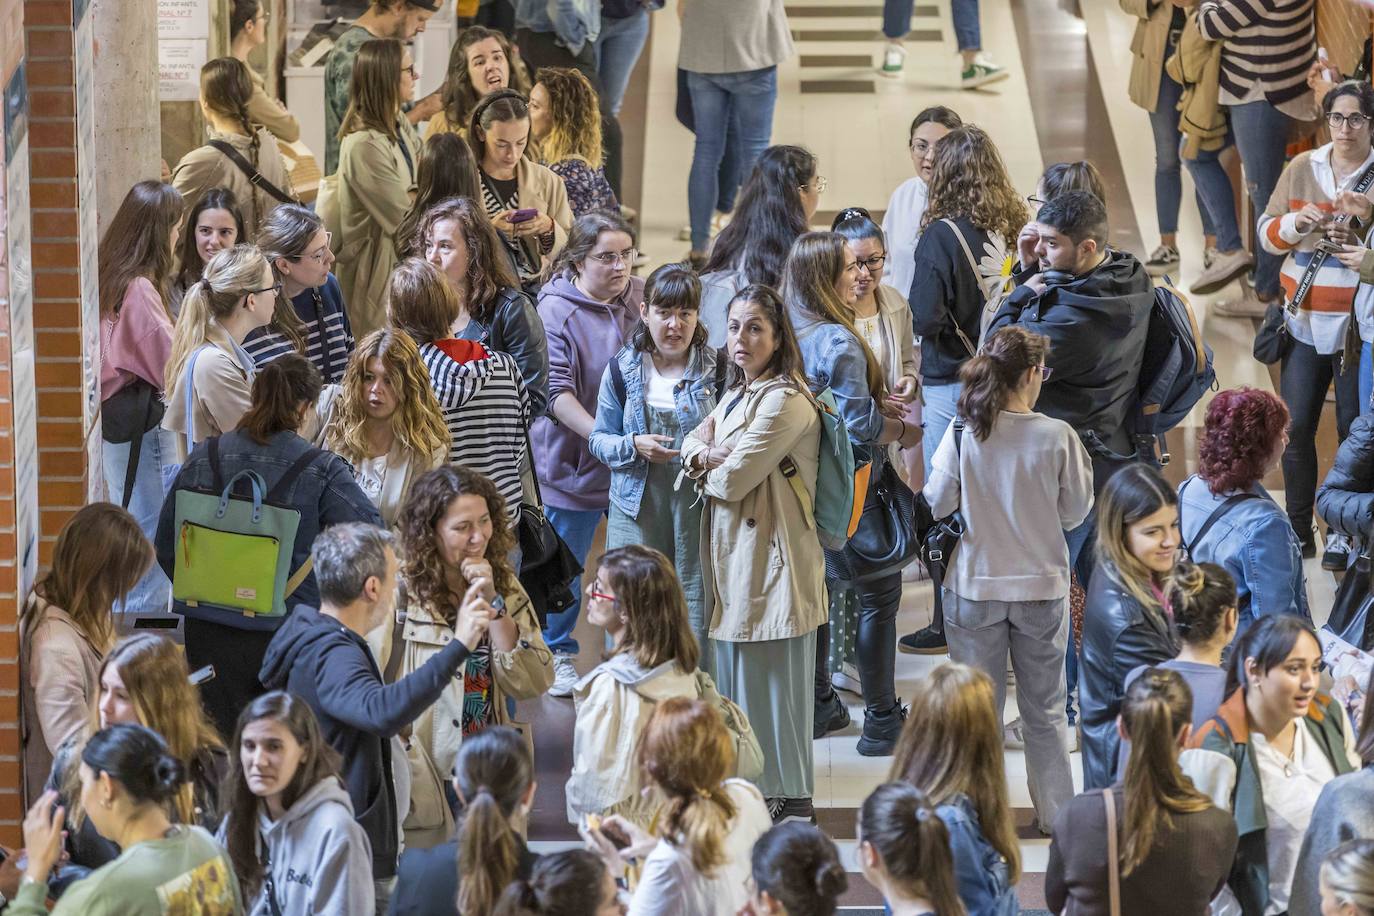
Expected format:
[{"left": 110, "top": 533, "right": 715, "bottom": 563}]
[{"left": 682, "top": 283, "right": 825, "bottom": 824}]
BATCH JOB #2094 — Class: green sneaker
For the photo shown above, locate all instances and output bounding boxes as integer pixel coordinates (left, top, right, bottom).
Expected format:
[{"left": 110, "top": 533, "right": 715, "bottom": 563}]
[
  {"left": 880, "top": 44, "right": 905, "bottom": 77},
  {"left": 961, "top": 57, "right": 1009, "bottom": 89}
]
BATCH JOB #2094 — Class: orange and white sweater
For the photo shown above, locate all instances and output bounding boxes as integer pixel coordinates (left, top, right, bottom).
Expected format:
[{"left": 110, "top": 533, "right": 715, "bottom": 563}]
[{"left": 1260, "top": 143, "right": 1374, "bottom": 354}]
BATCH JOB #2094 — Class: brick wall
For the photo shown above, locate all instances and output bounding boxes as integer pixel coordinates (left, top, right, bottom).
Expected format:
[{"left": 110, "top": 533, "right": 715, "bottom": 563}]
[{"left": 1317, "top": 0, "right": 1374, "bottom": 76}]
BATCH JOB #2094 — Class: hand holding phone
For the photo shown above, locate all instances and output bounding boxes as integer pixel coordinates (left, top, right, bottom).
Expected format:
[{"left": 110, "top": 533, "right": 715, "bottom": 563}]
[{"left": 509, "top": 208, "right": 538, "bottom": 224}]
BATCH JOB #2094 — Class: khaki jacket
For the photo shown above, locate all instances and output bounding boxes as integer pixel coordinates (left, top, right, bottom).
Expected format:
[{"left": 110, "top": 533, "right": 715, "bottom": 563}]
[
  {"left": 390, "top": 581, "right": 553, "bottom": 779},
  {"left": 1166, "top": 10, "right": 1227, "bottom": 159},
  {"left": 509, "top": 157, "right": 575, "bottom": 273},
  {"left": 171, "top": 127, "right": 292, "bottom": 236},
  {"left": 336, "top": 121, "right": 421, "bottom": 338},
  {"left": 20, "top": 596, "right": 103, "bottom": 805},
  {"left": 161, "top": 325, "right": 254, "bottom": 463},
  {"left": 681, "top": 376, "right": 826, "bottom": 642},
  {"left": 247, "top": 68, "right": 301, "bottom": 144},
  {"left": 1121, "top": 0, "right": 1174, "bottom": 113}
]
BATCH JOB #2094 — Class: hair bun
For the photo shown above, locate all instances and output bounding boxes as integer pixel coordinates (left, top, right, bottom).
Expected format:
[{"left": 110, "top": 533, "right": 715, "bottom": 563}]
[
  {"left": 813, "top": 859, "right": 848, "bottom": 897},
  {"left": 152, "top": 753, "right": 187, "bottom": 799}
]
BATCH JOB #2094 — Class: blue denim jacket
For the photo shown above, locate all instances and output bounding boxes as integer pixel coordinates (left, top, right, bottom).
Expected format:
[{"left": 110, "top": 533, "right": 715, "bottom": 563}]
[
  {"left": 513, "top": 0, "right": 601, "bottom": 55},
  {"left": 588, "top": 344, "right": 721, "bottom": 518},
  {"left": 939, "top": 794, "right": 1020, "bottom": 916},
  {"left": 1178, "top": 475, "right": 1310, "bottom": 625},
  {"left": 792, "top": 315, "right": 885, "bottom": 458},
  {"left": 154, "top": 430, "right": 383, "bottom": 630}
]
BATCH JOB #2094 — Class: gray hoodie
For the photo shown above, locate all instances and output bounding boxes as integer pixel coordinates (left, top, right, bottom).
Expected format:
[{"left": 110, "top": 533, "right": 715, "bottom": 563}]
[{"left": 218, "top": 777, "right": 375, "bottom": 916}]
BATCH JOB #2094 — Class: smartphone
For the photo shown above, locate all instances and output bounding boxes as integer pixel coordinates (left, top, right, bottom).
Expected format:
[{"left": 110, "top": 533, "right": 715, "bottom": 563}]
[
  {"left": 189, "top": 664, "right": 216, "bottom": 686},
  {"left": 509, "top": 208, "right": 538, "bottom": 224},
  {"left": 1316, "top": 238, "right": 1344, "bottom": 254}
]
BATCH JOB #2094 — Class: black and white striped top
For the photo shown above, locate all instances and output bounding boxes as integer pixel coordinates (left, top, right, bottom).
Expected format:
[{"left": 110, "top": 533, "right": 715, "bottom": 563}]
[
  {"left": 419, "top": 339, "right": 531, "bottom": 520},
  {"left": 243, "top": 275, "right": 355, "bottom": 384},
  {"left": 1197, "top": 0, "right": 1315, "bottom": 113}
]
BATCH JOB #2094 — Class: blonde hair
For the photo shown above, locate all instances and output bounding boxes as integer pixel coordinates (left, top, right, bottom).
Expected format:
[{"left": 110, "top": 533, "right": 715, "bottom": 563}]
[
  {"left": 324, "top": 328, "right": 448, "bottom": 466},
  {"left": 534, "top": 67, "right": 603, "bottom": 167},
  {"left": 889, "top": 663, "right": 1021, "bottom": 884},
  {"left": 1322, "top": 839, "right": 1374, "bottom": 915},
  {"left": 165, "top": 244, "right": 270, "bottom": 393},
  {"left": 782, "top": 231, "right": 886, "bottom": 398},
  {"left": 922, "top": 125, "right": 1028, "bottom": 243}
]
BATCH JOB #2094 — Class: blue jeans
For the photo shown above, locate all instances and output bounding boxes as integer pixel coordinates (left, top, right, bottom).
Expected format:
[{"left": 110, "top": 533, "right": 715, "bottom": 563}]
[
  {"left": 595, "top": 10, "right": 651, "bottom": 117},
  {"left": 889, "top": 0, "right": 979, "bottom": 49},
  {"left": 1362, "top": 341, "right": 1373, "bottom": 416},
  {"left": 685, "top": 67, "right": 778, "bottom": 252},
  {"left": 1231, "top": 100, "right": 1294, "bottom": 299},
  {"left": 102, "top": 427, "right": 174, "bottom": 616},
  {"left": 920, "top": 381, "right": 961, "bottom": 478},
  {"left": 1150, "top": 43, "right": 1220, "bottom": 242},
  {"left": 1063, "top": 516, "right": 1097, "bottom": 725},
  {"left": 541, "top": 505, "right": 607, "bottom": 656}
]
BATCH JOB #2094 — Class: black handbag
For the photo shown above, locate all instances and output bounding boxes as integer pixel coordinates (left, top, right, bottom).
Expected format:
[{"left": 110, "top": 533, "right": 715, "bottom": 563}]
[
  {"left": 843, "top": 455, "right": 920, "bottom": 583},
  {"left": 1253, "top": 299, "right": 1294, "bottom": 365},
  {"left": 100, "top": 378, "right": 166, "bottom": 509},
  {"left": 516, "top": 430, "right": 581, "bottom": 628},
  {"left": 915, "top": 421, "right": 966, "bottom": 588},
  {"left": 1326, "top": 548, "right": 1374, "bottom": 651}
]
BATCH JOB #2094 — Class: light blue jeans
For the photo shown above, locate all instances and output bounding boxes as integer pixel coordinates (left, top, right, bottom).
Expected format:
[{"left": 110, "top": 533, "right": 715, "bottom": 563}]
[
  {"left": 920, "top": 381, "right": 961, "bottom": 477},
  {"left": 541, "top": 505, "right": 607, "bottom": 656},
  {"left": 685, "top": 66, "right": 778, "bottom": 252},
  {"left": 1361, "top": 341, "right": 1373, "bottom": 416},
  {"left": 595, "top": 10, "right": 651, "bottom": 117},
  {"left": 102, "top": 427, "right": 175, "bottom": 616}
]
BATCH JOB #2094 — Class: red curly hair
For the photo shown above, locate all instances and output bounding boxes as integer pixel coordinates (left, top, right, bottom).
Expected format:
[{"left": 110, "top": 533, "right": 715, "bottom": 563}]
[{"left": 1197, "top": 387, "right": 1289, "bottom": 495}]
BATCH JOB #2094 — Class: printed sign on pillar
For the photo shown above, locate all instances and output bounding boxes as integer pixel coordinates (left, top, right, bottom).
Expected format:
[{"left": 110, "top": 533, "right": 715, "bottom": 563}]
[{"left": 158, "top": 0, "right": 209, "bottom": 102}]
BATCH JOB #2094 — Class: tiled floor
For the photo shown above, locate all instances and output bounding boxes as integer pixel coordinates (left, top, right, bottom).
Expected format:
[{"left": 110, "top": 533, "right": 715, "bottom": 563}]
[{"left": 522, "top": 0, "right": 1347, "bottom": 908}]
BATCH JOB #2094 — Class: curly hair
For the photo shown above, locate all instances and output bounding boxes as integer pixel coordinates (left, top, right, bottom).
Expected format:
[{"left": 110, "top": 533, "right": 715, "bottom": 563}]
[
  {"left": 324, "top": 328, "right": 449, "bottom": 467},
  {"left": 533, "top": 67, "right": 602, "bottom": 167},
  {"left": 1197, "top": 387, "right": 1289, "bottom": 495},
  {"left": 398, "top": 466, "right": 518, "bottom": 623},
  {"left": 922, "top": 124, "right": 1028, "bottom": 243}
]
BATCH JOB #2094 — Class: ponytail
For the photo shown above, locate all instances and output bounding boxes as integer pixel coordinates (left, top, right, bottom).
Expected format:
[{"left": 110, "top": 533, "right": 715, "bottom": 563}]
[
  {"left": 452, "top": 727, "right": 534, "bottom": 916},
  {"left": 81, "top": 723, "right": 189, "bottom": 809},
  {"left": 859, "top": 782, "right": 967, "bottom": 916},
  {"left": 491, "top": 850, "right": 610, "bottom": 916},
  {"left": 165, "top": 244, "right": 269, "bottom": 393},
  {"left": 1165, "top": 561, "right": 1236, "bottom": 647},
  {"left": 236, "top": 354, "right": 322, "bottom": 444},
  {"left": 1119, "top": 668, "right": 1211, "bottom": 874},
  {"left": 200, "top": 57, "right": 264, "bottom": 225},
  {"left": 956, "top": 326, "right": 1049, "bottom": 440}
]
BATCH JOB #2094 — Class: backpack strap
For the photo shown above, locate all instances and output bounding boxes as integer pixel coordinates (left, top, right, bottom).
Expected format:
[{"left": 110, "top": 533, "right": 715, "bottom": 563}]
[
  {"left": 264, "top": 447, "right": 329, "bottom": 503},
  {"left": 1103, "top": 788, "right": 1121, "bottom": 916},
  {"left": 712, "top": 349, "right": 728, "bottom": 399},
  {"left": 609, "top": 356, "right": 626, "bottom": 405},
  {"left": 1184, "top": 486, "right": 1262, "bottom": 559},
  {"left": 207, "top": 139, "right": 297, "bottom": 205},
  {"left": 780, "top": 456, "right": 816, "bottom": 531}
]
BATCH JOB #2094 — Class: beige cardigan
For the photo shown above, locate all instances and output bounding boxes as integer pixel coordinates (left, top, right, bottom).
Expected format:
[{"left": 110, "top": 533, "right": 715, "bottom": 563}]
[
  {"left": 505, "top": 157, "right": 575, "bottom": 274},
  {"left": 336, "top": 120, "right": 421, "bottom": 338},
  {"left": 171, "top": 127, "right": 293, "bottom": 236},
  {"left": 682, "top": 376, "right": 826, "bottom": 642},
  {"left": 161, "top": 325, "right": 254, "bottom": 463},
  {"left": 1120, "top": 0, "right": 1176, "bottom": 113},
  {"left": 20, "top": 596, "right": 102, "bottom": 805}
]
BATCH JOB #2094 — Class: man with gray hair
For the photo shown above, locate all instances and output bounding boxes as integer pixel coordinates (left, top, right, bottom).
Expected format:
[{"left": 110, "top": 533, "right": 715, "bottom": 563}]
[{"left": 260, "top": 522, "right": 495, "bottom": 910}]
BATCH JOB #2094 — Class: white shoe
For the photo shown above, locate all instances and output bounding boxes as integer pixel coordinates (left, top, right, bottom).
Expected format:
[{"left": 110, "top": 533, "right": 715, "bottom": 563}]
[
  {"left": 832, "top": 662, "right": 863, "bottom": 696},
  {"left": 1211, "top": 289, "right": 1273, "bottom": 318},
  {"left": 1190, "top": 247, "right": 1254, "bottom": 295},
  {"left": 548, "top": 655, "right": 579, "bottom": 698},
  {"left": 1004, "top": 717, "right": 1025, "bottom": 749},
  {"left": 880, "top": 43, "right": 906, "bottom": 78},
  {"left": 1143, "top": 244, "right": 1180, "bottom": 278},
  {"left": 676, "top": 210, "right": 732, "bottom": 243},
  {"left": 961, "top": 56, "right": 1009, "bottom": 89}
]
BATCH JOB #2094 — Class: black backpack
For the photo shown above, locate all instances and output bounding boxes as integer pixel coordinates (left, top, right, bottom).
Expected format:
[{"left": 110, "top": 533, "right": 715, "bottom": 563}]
[{"left": 1132, "top": 277, "right": 1216, "bottom": 465}]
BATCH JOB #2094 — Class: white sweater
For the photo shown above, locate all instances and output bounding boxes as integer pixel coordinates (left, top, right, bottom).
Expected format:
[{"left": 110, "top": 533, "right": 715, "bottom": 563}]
[{"left": 924, "top": 410, "right": 1094, "bottom": 601}]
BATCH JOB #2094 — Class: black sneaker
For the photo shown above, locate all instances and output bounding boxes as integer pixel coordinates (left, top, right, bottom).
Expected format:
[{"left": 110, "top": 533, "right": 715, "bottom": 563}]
[
  {"left": 857, "top": 701, "right": 908, "bottom": 757},
  {"left": 1323, "top": 530, "right": 1352, "bottom": 571},
  {"left": 766, "top": 797, "right": 817, "bottom": 825},
  {"left": 898, "top": 624, "right": 948, "bottom": 655},
  {"left": 1298, "top": 528, "right": 1317, "bottom": 560},
  {"left": 814, "top": 690, "right": 850, "bottom": 739}
]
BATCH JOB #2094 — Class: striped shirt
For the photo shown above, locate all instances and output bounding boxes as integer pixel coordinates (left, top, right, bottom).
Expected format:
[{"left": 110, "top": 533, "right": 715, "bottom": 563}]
[
  {"left": 243, "top": 275, "right": 355, "bottom": 384},
  {"left": 1197, "top": 0, "right": 1316, "bottom": 117},
  {"left": 1259, "top": 144, "right": 1374, "bottom": 354},
  {"left": 420, "top": 338, "right": 531, "bottom": 519}
]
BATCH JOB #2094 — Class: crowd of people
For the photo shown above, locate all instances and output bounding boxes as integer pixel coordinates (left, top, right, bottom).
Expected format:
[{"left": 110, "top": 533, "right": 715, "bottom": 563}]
[{"left": 19, "top": 0, "right": 1374, "bottom": 912}]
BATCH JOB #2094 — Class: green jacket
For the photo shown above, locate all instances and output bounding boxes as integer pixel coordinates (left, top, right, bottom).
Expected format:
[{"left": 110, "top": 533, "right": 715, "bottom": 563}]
[{"left": 1188, "top": 688, "right": 1355, "bottom": 916}]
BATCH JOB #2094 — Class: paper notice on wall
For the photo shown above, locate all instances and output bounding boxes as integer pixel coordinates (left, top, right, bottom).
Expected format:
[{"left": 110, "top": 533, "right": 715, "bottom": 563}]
[
  {"left": 159, "top": 39, "right": 207, "bottom": 102},
  {"left": 158, "top": 0, "right": 210, "bottom": 40}
]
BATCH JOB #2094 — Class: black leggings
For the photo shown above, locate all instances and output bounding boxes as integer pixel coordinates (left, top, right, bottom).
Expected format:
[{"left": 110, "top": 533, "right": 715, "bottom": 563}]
[
  {"left": 1280, "top": 338, "right": 1359, "bottom": 536},
  {"left": 815, "top": 572, "right": 902, "bottom": 714},
  {"left": 184, "top": 617, "right": 276, "bottom": 741}
]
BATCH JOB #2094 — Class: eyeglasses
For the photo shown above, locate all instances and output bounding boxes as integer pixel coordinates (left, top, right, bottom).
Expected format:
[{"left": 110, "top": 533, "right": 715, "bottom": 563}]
[
  {"left": 1328, "top": 112, "right": 1369, "bottom": 131},
  {"left": 855, "top": 253, "right": 887, "bottom": 272},
  {"left": 587, "top": 248, "right": 637, "bottom": 266},
  {"left": 588, "top": 591, "right": 617, "bottom": 602},
  {"left": 291, "top": 231, "right": 333, "bottom": 264},
  {"left": 401, "top": 64, "right": 419, "bottom": 79},
  {"left": 248, "top": 282, "right": 282, "bottom": 298},
  {"left": 1039, "top": 365, "right": 1053, "bottom": 381},
  {"left": 801, "top": 176, "right": 828, "bottom": 194},
  {"left": 1027, "top": 194, "right": 1045, "bottom": 207}
]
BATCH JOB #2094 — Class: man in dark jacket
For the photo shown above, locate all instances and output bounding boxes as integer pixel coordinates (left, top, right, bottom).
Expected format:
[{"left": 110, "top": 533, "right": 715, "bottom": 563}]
[{"left": 258, "top": 522, "right": 492, "bottom": 912}]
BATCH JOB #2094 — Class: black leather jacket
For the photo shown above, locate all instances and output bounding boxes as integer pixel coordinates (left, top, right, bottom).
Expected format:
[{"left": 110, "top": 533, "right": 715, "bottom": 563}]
[
  {"left": 1318, "top": 413, "right": 1374, "bottom": 541},
  {"left": 1079, "top": 561, "right": 1178, "bottom": 789},
  {"left": 456, "top": 285, "right": 550, "bottom": 418}
]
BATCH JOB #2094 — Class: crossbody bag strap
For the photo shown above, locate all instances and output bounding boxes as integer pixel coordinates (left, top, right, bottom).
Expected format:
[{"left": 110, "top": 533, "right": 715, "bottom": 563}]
[
  {"left": 119, "top": 382, "right": 156, "bottom": 509},
  {"left": 1185, "top": 489, "right": 1262, "bottom": 557},
  {"left": 259, "top": 834, "right": 286, "bottom": 916},
  {"left": 939, "top": 219, "right": 981, "bottom": 358},
  {"left": 1103, "top": 787, "right": 1121, "bottom": 916},
  {"left": 207, "top": 139, "right": 297, "bottom": 205},
  {"left": 1289, "top": 161, "right": 1374, "bottom": 314}
]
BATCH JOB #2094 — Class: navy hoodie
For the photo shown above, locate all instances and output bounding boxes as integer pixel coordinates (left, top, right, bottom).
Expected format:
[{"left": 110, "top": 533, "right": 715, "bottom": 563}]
[{"left": 258, "top": 604, "right": 471, "bottom": 880}]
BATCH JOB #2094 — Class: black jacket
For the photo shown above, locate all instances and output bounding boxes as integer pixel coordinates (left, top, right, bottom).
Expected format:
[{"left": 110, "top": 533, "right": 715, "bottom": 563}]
[
  {"left": 258, "top": 605, "right": 472, "bottom": 880},
  {"left": 389, "top": 836, "right": 538, "bottom": 916},
  {"left": 1317, "top": 413, "right": 1374, "bottom": 539},
  {"left": 456, "top": 285, "right": 550, "bottom": 418},
  {"left": 1079, "top": 561, "right": 1178, "bottom": 790},
  {"left": 987, "top": 250, "right": 1154, "bottom": 460},
  {"left": 908, "top": 216, "right": 991, "bottom": 384}
]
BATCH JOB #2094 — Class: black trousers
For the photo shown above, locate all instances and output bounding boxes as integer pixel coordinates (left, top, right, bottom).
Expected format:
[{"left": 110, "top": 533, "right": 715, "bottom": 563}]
[
  {"left": 815, "top": 572, "right": 903, "bottom": 715},
  {"left": 184, "top": 616, "right": 276, "bottom": 740},
  {"left": 515, "top": 27, "right": 624, "bottom": 199},
  {"left": 1280, "top": 338, "right": 1359, "bottom": 538}
]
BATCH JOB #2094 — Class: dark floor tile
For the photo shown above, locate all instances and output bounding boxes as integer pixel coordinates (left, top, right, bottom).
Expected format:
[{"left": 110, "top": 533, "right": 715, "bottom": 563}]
[{"left": 801, "top": 79, "right": 876, "bottom": 93}]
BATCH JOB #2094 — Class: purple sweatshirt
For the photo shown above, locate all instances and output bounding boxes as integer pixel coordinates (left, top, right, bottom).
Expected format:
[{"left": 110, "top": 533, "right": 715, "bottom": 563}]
[{"left": 532, "top": 272, "right": 644, "bottom": 510}]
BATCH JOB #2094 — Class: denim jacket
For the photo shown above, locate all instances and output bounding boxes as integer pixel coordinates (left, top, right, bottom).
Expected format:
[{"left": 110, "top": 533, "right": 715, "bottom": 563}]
[
  {"left": 1179, "top": 475, "right": 1310, "bottom": 625},
  {"left": 588, "top": 344, "right": 721, "bottom": 518},
  {"left": 154, "top": 430, "right": 383, "bottom": 630},
  {"left": 792, "top": 314, "right": 885, "bottom": 458},
  {"left": 513, "top": 0, "right": 600, "bottom": 55},
  {"left": 938, "top": 793, "right": 1020, "bottom": 916}
]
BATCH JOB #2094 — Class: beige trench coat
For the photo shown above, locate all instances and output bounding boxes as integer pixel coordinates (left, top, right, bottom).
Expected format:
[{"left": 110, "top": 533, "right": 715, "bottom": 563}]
[
  {"left": 1121, "top": 0, "right": 1175, "bottom": 113},
  {"left": 336, "top": 120, "right": 421, "bottom": 338},
  {"left": 20, "top": 596, "right": 102, "bottom": 805},
  {"left": 681, "top": 376, "right": 826, "bottom": 643},
  {"left": 171, "top": 127, "right": 293, "bottom": 236}
]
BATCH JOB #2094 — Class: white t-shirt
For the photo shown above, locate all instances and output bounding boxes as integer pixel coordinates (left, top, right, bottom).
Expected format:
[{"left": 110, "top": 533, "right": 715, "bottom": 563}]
[
  {"left": 881, "top": 175, "right": 928, "bottom": 300},
  {"left": 643, "top": 358, "right": 679, "bottom": 411},
  {"left": 1251, "top": 724, "right": 1339, "bottom": 915},
  {"left": 355, "top": 453, "right": 388, "bottom": 502},
  {"left": 854, "top": 312, "right": 891, "bottom": 379},
  {"left": 627, "top": 780, "right": 772, "bottom": 916}
]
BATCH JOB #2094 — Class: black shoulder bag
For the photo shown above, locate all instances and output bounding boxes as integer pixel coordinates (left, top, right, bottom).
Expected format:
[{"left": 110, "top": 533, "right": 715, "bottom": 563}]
[
  {"left": 516, "top": 428, "right": 581, "bottom": 627},
  {"left": 915, "top": 421, "right": 966, "bottom": 588},
  {"left": 207, "top": 139, "right": 298, "bottom": 205}
]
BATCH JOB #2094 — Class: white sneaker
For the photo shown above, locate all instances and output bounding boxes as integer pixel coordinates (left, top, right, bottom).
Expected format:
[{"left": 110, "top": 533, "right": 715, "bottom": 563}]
[
  {"left": 1211, "top": 289, "right": 1273, "bottom": 318},
  {"left": 1143, "top": 244, "right": 1180, "bottom": 278},
  {"left": 1203, "top": 247, "right": 1218, "bottom": 270},
  {"left": 1190, "top": 247, "right": 1254, "bottom": 295},
  {"left": 961, "top": 56, "right": 1009, "bottom": 89},
  {"left": 832, "top": 662, "right": 863, "bottom": 696},
  {"left": 548, "top": 655, "right": 579, "bottom": 698},
  {"left": 676, "top": 210, "right": 732, "bottom": 243},
  {"left": 880, "top": 43, "right": 906, "bottom": 78}
]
